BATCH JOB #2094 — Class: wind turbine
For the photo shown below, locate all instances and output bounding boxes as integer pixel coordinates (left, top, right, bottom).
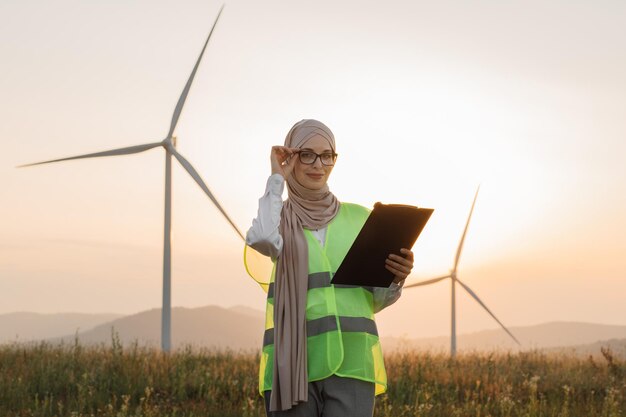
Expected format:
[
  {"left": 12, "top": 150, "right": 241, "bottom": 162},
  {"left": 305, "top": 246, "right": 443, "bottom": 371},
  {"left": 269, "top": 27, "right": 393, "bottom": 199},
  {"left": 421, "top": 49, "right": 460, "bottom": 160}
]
[
  {"left": 404, "top": 186, "right": 520, "bottom": 356},
  {"left": 17, "top": 6, "right": 243, "bottom": 352}
]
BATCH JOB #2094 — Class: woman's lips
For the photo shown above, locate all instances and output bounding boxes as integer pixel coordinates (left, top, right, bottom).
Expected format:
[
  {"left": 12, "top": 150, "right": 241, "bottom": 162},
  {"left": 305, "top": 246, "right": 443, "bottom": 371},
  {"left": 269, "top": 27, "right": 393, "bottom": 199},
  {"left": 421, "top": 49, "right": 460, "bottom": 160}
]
[{"left": 306, "top": 173, "right": 324, "bottom": 180}]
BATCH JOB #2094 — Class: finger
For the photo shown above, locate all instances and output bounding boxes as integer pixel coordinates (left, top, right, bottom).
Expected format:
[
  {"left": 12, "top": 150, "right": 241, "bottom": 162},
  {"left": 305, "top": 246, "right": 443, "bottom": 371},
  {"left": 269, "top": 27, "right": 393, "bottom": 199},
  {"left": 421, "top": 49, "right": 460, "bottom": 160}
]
[
  {"left": 385, "top": 264, "right": 408, "bottom": 279},
  {"left": 388, "top": 254, "right": 414, "bottom": 268},
  {"left": 274, "top": 146, "right": 298, "bottom": 154},
  {"left": 385, "top": 258, "right": 411, "bottom": 274},
  {"left": 389, "top": 250, "right": 413, "bottom": 262},
  {"left": 272, "top": 146, "right": 292, "bottom": 153},
  {"left": 271, "top": 147, "right": 285, "bottom": 160},
  {"left": 272, "top": 145, "right": 287, "bottom": 152},
  {"left": 400, "top": 248, "right": 414, "bottom": 260},
  {"left": 272, "top": 148, "right": 294, "bottom": 164}
]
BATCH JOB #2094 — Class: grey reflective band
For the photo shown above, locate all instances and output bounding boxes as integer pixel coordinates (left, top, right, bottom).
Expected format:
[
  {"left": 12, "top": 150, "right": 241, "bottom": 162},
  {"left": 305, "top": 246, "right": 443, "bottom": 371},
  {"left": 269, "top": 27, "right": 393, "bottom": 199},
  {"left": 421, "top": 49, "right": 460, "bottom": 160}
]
[
  {"left": 263, "top": 315, "right": 378, "bottom": 347},
  {"left": 267, "top": 271, "right": 372, "bottom": 299},
  {"left": 309, "top": 272, "right": 332, "bottom": 289},
  {"left": 339, "top": 316, "right": 378, "bottom": 336},
  {"left": 307, "top": 315, "right": 338, "bottom": 337},
  {"left": 263, "top": 328, "right": 274, "bottom": 347}
]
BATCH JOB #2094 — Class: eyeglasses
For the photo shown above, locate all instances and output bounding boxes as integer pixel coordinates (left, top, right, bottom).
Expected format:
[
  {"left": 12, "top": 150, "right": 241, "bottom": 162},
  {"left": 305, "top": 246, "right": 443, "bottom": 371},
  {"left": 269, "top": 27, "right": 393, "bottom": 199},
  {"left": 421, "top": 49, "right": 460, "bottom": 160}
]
[{"left": 296, "top": 151, "right": 338, "bottom": 166}]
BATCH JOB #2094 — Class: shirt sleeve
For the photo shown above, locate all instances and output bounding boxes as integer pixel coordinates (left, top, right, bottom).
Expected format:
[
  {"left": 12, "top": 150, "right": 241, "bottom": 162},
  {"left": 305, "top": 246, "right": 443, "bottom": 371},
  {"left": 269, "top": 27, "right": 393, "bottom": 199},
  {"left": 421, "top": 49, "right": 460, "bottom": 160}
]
[
  {"left": 373, "top": 280, "right": 404, "bottom": 313},
  {"left": 245, "top": 174, "right": 285, "bottom": 259}
]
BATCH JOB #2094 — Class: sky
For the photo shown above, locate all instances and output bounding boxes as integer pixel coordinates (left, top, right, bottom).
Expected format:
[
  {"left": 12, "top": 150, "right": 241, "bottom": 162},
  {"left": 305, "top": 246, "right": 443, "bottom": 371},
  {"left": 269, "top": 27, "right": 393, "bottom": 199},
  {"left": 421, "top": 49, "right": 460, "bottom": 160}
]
[{"left": 1, "top": 0, "right": 625, "bottom": 339}]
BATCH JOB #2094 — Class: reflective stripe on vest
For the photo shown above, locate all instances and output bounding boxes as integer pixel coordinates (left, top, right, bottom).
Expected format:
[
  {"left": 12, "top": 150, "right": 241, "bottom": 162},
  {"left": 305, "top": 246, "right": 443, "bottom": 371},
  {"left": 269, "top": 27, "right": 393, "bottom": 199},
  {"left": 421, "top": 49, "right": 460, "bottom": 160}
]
[{"left": 263, "top": 315, "right": 378, "bottom": 347}]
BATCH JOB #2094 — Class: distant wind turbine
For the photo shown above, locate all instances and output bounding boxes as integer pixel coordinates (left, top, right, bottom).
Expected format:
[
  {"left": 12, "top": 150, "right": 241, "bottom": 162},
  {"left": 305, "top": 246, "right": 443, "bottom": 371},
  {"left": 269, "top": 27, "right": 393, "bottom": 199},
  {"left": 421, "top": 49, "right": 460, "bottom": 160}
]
[
  {"left": 404, "top": 186, "right": 520, "bottom": 356},
  {"left": 17, "top": 5, "right": 243, "bottom": 352}
]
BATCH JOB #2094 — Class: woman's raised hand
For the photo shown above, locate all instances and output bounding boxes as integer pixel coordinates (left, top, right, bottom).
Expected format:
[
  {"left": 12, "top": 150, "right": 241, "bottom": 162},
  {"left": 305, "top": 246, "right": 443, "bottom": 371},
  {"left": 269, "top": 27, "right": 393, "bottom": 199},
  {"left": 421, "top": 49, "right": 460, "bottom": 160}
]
[
  {"left": 271, "top": 146, "right": 299, "bottom": 179},
  {"left": 385, "top": 248, "right": 414, "bottom": 284}
]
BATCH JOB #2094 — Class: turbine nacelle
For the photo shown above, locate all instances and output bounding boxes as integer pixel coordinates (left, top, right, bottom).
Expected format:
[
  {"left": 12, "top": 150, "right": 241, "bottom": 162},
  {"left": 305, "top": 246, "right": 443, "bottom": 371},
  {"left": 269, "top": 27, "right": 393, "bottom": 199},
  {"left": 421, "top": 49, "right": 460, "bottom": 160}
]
[{"left": 162, "top": 136, "right": 177, "bottom": 152}]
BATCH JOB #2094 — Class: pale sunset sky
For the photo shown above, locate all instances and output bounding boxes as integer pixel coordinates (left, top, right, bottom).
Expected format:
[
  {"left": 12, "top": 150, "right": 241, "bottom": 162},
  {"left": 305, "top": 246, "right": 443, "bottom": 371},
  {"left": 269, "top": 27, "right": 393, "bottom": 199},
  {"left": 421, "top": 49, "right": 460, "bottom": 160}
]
[{"left": 1, "top": 0, "right": 625, "bottom": 339}]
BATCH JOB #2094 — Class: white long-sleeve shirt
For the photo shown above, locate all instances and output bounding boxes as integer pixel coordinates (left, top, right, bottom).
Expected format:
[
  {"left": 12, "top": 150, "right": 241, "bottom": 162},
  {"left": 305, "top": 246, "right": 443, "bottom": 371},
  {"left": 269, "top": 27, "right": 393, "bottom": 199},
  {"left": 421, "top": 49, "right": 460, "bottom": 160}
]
[{"left": 246, "top": 173, "right": 403, "bottom": 313}]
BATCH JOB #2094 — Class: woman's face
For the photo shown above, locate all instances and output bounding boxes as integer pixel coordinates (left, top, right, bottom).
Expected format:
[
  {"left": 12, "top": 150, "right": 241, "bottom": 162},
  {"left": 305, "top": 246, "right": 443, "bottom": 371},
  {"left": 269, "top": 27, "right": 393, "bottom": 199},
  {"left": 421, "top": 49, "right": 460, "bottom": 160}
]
[{"left": 292, "top": 134, "right": 335, "bottom": 190}]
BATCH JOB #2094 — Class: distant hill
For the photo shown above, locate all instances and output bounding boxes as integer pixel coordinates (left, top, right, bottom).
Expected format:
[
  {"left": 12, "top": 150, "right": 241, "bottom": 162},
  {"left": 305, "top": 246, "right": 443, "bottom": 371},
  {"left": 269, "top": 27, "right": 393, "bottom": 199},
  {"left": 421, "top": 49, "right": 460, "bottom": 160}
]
[
  {"left": 51, "top": 305, "right": 265, "bottom": 351},
  {"left": 381, "top": 322, "right": 626, "bottom": 353},
  {"left": 5, "top": 308, "right": 626, "bottom": 356},
  {"left": 0, "top": 312, "right": 123, "bottom": 343},
  {"left": 546, "top": 337, "right": 626, "bottom": 359}
]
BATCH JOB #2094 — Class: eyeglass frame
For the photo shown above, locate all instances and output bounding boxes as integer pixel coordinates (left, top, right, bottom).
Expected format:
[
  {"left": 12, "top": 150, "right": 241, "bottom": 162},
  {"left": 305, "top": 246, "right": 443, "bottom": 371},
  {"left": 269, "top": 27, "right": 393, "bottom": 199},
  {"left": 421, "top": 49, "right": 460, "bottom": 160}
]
[{"left": 295, "top": 150, "right": 338, "bottom": 166}]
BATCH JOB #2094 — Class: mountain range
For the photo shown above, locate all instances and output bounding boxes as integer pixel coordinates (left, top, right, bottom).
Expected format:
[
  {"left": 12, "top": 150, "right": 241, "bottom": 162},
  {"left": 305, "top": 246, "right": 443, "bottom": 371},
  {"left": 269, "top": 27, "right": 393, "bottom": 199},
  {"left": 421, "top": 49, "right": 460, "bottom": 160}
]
[
  {"left": 0, "top": 312, "right": 123, "bottom": 343},
  {"left": 2, "top": 306, "right": 625, "bottom": 358},
  {"left": 382, "top": 321, "right": 626, "bottom": 357},
  {"left": 49, "top": 305, "right": 266, "bottom": 351}
]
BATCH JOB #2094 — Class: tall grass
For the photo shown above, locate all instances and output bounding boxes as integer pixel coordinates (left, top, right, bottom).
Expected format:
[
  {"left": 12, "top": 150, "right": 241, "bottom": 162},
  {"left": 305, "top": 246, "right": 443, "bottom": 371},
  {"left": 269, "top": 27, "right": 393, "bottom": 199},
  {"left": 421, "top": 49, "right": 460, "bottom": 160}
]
[
  {"left": 381, "top": 348, "right": 624, "bottom": 417},
  {"left": 0, "top": 334, "right": 261, "bottom": 417},
  {"left": 1, "top": 336, "right": 624, "bottom": 416}
]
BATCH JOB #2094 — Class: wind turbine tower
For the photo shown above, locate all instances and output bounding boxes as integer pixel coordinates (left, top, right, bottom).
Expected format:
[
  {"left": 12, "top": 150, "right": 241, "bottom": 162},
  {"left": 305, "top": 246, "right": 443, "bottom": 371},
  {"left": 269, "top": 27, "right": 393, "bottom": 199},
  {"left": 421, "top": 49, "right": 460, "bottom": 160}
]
[{"left": 404, "top": 187, "right": 520, "bottom": 356}]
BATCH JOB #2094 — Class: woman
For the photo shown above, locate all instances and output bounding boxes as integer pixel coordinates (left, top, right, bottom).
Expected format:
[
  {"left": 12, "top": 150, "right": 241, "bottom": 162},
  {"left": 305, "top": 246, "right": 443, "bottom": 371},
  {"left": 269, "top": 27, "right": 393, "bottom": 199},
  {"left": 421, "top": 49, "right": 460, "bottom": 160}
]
[{"left": 246, "top": 119, "right": 414, "bottom": 417}]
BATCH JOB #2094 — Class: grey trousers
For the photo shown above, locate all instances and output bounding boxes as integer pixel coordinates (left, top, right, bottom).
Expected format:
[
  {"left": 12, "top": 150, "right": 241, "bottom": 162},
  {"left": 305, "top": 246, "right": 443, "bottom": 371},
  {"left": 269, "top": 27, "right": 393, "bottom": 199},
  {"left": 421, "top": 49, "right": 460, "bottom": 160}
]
[{"left": 264, "top": 375, "right": 375, "bottom": 417}]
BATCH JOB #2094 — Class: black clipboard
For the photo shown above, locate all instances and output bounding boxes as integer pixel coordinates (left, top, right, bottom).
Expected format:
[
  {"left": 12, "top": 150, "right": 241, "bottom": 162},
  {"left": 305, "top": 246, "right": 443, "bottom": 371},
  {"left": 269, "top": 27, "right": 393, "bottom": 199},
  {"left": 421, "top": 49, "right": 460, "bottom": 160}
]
[{"left": 331, "top": 203, "right": 433, "bottom": 288}]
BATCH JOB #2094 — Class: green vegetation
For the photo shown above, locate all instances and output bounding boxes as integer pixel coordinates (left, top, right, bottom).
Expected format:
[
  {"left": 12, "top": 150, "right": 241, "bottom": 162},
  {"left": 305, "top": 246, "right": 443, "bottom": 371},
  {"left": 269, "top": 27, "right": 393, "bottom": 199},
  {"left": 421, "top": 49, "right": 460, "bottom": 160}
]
[{"left": 1, "top": 336, "right": 624, "bottom": 417}]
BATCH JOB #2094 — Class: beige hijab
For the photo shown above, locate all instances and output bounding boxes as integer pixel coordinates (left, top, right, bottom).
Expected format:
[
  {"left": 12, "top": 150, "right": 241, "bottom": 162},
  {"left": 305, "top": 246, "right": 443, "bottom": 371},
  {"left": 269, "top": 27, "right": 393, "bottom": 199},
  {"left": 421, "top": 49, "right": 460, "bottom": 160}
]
[{"left": 270, "top": 119, "right": 340, "bottom": 412}]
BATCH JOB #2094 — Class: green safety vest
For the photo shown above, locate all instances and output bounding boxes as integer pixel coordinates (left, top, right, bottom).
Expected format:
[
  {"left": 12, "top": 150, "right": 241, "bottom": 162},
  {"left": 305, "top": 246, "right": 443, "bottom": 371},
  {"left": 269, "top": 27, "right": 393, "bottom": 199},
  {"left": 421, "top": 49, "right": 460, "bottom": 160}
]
[{"left": 259, "top": 202, "right": 387, "bottom": 396}]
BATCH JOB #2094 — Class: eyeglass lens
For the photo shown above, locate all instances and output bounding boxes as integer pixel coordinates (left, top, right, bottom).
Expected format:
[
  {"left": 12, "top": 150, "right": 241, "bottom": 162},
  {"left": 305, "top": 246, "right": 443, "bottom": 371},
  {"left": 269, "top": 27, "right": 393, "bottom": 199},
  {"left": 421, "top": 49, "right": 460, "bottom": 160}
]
[{"left": 299, "top": 151, "right": 336, "bottom": 166}]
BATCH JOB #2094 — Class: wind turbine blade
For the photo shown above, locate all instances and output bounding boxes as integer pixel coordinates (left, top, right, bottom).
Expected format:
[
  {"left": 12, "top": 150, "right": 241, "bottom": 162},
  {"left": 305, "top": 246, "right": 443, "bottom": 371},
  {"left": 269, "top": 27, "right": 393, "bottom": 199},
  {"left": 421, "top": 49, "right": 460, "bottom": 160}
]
[
  {"left": 456, "top": 277, "right": 521, "bottom": 346},
  {"left": 404, "top": 274, "right": 452, "bottom": 289},
  {"left": 16, "top": 142, "right": 163, "bottom": 168},
  {"left": 166, "top": 5, "right": 224, "bottom": 139},
  {"left": 453, "top": 185, "right": 480, "bottom": 272},
  {"left": 170, "top": 148, "right": 244, "bottom": 240}
]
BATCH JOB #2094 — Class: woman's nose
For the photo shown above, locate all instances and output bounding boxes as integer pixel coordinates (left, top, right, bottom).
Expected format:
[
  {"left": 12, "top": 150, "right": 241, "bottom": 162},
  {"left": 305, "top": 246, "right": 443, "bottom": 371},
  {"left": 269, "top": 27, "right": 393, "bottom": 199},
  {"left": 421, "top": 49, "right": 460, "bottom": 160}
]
[{"left": 312, "top": 156, "right": 324, "bottom": 168}]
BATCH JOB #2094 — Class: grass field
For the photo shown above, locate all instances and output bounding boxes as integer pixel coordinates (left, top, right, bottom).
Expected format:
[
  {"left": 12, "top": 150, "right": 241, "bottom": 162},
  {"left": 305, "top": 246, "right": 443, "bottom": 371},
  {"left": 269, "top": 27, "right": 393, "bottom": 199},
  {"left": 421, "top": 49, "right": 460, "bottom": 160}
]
[{"left": 1, "top": 336, "right": 624, "bottom": 417}]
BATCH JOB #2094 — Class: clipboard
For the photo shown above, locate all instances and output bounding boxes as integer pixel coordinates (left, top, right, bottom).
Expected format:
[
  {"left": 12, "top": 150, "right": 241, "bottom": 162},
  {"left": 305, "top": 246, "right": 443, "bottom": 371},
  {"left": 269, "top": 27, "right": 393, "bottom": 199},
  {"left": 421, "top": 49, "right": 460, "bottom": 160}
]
[{"left": 331, "top": 202, "right": 433, "bottom": 288}]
